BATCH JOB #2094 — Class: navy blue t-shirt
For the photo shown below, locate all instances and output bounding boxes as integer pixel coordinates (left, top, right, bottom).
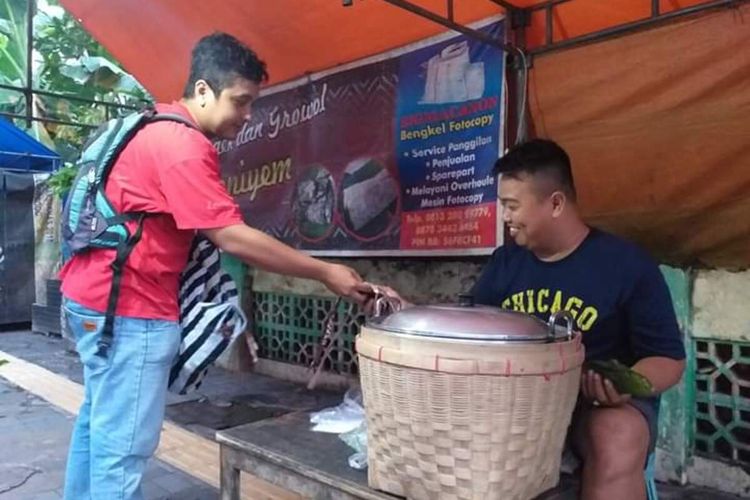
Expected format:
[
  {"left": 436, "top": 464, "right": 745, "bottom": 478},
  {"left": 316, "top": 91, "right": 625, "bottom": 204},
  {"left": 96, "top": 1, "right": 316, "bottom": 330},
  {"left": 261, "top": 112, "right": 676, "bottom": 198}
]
[{"left": 472, "top": 229, "right": 685, "bottom": 365}]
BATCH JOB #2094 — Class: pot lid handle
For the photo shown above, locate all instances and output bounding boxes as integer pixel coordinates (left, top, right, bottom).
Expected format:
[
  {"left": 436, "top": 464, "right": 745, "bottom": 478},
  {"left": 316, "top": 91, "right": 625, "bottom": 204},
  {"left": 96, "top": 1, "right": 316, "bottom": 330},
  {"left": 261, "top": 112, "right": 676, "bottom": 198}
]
[
  {"left": 547, "top": 310, "right": 575, "bottom": 342},
  {"left": 368, "top": 284, "right": 405, "bottom": 318}
]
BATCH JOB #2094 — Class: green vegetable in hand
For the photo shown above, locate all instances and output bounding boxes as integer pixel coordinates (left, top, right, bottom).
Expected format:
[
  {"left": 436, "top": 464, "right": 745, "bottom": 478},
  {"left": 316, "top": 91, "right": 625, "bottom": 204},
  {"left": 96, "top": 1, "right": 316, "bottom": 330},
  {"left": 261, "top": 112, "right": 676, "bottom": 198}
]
[{"left": 586, "top": 359, "right": 654, "bottom": 398}]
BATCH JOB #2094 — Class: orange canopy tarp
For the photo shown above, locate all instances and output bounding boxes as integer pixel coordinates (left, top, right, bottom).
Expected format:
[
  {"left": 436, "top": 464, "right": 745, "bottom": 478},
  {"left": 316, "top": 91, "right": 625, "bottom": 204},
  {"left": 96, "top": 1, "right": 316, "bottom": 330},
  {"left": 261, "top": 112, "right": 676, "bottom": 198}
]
[
  {"left": 530, "top": 4, "right": 750, "bottom": 268},
  {"left": 59, "top": 0, "right": 708, "bottom": 101},
  {"left": 57, "top": 0, "right": 749, "bottom": 268}
]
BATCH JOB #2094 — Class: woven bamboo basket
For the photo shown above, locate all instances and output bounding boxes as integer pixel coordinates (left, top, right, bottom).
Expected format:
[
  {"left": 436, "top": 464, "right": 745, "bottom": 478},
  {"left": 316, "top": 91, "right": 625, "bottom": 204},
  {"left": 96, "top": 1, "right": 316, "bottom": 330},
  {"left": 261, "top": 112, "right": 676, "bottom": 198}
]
[{"left": 356, "top": 306, "right": 584, "bottom": 500}]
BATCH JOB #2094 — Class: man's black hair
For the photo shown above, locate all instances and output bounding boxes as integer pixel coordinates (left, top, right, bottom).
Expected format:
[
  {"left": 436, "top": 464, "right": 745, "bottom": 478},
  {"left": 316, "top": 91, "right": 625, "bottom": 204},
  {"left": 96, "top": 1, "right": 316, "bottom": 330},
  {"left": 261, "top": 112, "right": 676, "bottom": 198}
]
[
  {"left": 183, "top": 32, "right": 269, "bottom": 98},
  {"left": 493, "top": 139, "right": 577, "bottom": 201}
]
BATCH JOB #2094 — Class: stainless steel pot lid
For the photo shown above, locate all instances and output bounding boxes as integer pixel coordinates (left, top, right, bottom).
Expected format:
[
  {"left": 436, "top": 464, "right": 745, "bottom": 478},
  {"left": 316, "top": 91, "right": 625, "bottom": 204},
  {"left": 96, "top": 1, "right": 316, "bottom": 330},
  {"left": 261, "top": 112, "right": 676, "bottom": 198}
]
[{"left": 366, "top": 295, "right": 576, "bottom": 342}]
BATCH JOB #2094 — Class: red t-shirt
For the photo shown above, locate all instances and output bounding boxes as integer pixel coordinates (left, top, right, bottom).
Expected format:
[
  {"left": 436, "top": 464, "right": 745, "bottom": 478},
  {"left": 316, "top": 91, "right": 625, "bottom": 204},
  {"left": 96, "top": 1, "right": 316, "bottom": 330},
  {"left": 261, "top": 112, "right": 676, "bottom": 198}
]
[{"left": 60, "top": 102, "right": 243, "bottom": 320}]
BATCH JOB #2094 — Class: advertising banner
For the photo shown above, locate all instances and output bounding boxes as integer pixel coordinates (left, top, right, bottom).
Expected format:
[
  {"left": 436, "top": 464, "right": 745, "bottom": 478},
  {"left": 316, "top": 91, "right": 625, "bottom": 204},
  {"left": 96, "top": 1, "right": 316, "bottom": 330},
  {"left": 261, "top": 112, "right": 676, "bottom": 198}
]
[{"left": 218, "top": 19, "right": 506, "bottom": 255}]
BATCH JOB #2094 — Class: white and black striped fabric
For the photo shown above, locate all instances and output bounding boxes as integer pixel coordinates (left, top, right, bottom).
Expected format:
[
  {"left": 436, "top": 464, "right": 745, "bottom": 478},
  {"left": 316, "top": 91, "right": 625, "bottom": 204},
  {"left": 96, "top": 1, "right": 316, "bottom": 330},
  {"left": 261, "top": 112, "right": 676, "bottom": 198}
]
[{"left": 168, "top": 236, "right": 247, "bottom": 395}]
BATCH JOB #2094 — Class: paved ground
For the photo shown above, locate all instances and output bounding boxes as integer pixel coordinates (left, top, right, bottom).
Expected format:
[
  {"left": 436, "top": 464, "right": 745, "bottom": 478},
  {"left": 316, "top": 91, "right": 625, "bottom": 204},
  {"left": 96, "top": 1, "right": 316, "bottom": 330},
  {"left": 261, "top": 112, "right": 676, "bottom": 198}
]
[
  {"left": 0, "top": 328, "right": 341, "bottom": 500},
  {"left": 1, "top": 328, "right": 746, "bottom": 500},
  {"left": 0, "top": 378, "right": 217, "bottom": 499}
]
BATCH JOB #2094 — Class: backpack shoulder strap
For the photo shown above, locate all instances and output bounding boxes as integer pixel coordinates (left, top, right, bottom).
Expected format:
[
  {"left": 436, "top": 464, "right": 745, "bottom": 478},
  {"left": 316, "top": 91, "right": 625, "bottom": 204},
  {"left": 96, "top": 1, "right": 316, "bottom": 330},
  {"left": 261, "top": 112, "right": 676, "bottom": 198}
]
[
  {"left": 147, "top": 112, "right": 201, "bottom": 131},
  {"left": 96, "top": 212, "right": 149, "bottom": 357},
  {"left": 90, "top": 109, "right": 201, "bottom": 357}
]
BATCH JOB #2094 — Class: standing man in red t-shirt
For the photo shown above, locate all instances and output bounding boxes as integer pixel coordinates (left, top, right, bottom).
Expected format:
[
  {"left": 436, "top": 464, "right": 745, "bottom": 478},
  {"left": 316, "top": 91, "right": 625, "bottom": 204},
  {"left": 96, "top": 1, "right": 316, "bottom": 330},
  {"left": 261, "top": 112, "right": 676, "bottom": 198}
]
[{"left": 60, "top": 32, "right": 371, "bottom": 500}]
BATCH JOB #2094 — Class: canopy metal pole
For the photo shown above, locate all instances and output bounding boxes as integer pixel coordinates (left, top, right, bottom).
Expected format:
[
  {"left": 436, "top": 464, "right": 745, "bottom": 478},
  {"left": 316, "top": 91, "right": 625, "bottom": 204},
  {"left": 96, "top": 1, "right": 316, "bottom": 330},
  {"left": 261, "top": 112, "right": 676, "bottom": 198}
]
[
  {"left": 510, "top": 10, "right": 530, "bottom": 145},
  {"left": 530, "top": 0, "right": 745, "bottom": 55},
  {"left": 379, "top": 0, "right": 518, "bottom": 53},
  {"left": 0, "top": 84, "right": 141, "bottom": 110},
  {"left": 488, "top": 0, "right": 521, "bottom": 10},
  {"left": 25, "top": 0, "right": 34, "bottom": 128},
  {"left": 0, "top": 111, "right": 99, "bottom": 129},
  {"left": 545, "top": 3, "right": 553, "bottom": 44}
]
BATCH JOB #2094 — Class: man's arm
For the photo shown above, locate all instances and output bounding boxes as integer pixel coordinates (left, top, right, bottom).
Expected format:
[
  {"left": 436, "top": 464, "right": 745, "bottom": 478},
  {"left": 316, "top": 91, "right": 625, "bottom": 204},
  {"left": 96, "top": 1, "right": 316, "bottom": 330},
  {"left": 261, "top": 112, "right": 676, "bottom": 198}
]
[
  {"left": 155, "top": 152, "right": 370, "bottom": 303},
  {"left": 625, "top": 257, "right": 687, "bottom": 394},
  {"left": 202, "top": 224, "right": 371, "bottom": 304},
  {"left": 632, "top": 356, "right": 685, "bottom": 394},
  {"left": 583, "top": 252, "right": 686, "bottom": 406}
]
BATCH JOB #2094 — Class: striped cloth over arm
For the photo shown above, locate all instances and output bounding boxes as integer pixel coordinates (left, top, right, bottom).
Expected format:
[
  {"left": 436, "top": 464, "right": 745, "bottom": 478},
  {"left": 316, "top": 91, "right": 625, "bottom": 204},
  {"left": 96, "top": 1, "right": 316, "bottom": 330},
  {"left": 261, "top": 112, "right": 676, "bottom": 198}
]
[{"left": 168, "top": 235, "right": 247, "bottom": 395}]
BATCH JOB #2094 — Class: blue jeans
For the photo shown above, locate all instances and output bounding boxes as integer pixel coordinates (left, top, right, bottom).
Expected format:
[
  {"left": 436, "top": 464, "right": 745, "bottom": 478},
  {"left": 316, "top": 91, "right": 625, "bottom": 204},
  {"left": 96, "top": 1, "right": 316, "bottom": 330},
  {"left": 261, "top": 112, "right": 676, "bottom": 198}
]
[{"left": 62, "top": 299, "right": 181, "bottom": 500}]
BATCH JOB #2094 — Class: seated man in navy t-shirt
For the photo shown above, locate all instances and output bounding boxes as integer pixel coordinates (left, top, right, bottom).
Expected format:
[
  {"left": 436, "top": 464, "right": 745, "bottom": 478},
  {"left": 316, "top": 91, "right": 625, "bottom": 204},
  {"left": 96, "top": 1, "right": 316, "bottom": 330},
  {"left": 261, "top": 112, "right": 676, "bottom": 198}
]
[{"left": 471, "top": 139, "right": 685, "bottom": 500}]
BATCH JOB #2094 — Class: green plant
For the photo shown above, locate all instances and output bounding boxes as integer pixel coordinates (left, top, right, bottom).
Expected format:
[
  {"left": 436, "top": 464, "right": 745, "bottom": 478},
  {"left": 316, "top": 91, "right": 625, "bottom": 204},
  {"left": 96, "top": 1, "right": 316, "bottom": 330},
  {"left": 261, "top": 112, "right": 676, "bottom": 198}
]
[
  {"left": 0, "top": 0, "right": 151, "bottom": 160},
  {"left": 0, "top": 0, "right": 27, "bottom": 87},
  {"left": 0, "top": 0, "right": 28, "bottom": 120},
  {"left": 46, "top": 161, "right": 77, "bottom": 196}
]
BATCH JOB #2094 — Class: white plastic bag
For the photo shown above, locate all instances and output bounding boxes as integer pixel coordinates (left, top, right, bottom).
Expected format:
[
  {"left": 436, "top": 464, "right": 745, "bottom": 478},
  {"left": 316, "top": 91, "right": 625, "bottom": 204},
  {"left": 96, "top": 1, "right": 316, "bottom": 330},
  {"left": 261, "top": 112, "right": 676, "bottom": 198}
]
[
  {"left": 309, "top": 388, "right": 365, "bottom": 434},
  {"left": 309, "top": 388, "right": 369, "bottom": 469},
  {"left": 340, "top": 421, "right": 368, "bottom": 470}
]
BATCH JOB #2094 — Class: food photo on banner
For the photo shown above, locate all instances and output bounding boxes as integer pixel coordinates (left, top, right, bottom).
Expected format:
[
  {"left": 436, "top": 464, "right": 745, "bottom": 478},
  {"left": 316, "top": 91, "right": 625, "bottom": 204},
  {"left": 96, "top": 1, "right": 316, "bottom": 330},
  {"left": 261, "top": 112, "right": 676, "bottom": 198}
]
[{"left": 217, "top": 17, "right": 506, "bottom": 256}]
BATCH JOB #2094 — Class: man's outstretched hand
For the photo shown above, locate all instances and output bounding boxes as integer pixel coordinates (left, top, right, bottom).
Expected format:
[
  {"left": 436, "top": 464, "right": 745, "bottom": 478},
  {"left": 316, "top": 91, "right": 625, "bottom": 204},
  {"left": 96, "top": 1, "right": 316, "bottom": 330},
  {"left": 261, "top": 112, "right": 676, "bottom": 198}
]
[{"left": 320, "top": 263, "right": 372, "bottom": 305}]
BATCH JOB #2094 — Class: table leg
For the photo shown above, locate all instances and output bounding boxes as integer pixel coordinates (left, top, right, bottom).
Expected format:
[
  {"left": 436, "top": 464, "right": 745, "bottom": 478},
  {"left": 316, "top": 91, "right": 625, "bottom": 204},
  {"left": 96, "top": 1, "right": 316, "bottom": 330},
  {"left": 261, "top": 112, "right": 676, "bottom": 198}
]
[{"left": 220, "top": 445, "right": 241, "bottom": 500}]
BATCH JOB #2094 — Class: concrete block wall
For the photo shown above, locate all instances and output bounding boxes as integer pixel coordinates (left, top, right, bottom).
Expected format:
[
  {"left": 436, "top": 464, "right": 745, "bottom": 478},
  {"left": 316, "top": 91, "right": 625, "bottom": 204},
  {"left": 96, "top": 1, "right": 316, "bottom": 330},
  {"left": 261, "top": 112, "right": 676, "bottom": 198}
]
[
  {"left": 684, "top": 269, "right": 750, "bottom": 496},
  {"left": 693, "top": 270, "right": 750, "bottom": 343}
]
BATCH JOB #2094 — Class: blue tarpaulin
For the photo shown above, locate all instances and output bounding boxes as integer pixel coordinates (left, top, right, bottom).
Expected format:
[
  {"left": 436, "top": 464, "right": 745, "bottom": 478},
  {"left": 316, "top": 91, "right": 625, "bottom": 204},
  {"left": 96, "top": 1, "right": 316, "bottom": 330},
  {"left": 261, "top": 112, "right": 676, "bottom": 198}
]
[{"left": 0, "top": 118, "right": 60, "bottom": 172}]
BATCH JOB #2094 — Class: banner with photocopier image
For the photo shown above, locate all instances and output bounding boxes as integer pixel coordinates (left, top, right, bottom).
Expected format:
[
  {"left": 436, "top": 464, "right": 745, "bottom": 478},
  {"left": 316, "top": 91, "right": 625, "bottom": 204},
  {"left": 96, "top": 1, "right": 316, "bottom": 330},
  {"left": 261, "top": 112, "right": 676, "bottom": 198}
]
[{"left": 217, "top": 18, "right": 506, "bottom": 255}]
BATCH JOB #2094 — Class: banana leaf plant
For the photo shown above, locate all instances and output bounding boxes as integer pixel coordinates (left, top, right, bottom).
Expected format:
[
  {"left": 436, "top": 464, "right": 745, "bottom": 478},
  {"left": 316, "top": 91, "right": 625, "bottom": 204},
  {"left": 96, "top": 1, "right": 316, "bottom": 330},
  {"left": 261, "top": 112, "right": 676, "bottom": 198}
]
[{"left": 0, "top": 0, "right": 151, "bottom": 195}]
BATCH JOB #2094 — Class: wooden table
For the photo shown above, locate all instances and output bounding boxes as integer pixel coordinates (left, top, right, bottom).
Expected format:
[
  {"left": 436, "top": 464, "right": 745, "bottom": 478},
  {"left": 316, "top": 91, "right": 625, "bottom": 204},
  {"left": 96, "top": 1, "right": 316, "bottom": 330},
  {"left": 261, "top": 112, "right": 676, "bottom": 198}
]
[
  {"left": 215, "top": 412, "right": 575, "bottom": 500},
  {"left": 216, "top": 411, "right": 395, "bottom": 500}
]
